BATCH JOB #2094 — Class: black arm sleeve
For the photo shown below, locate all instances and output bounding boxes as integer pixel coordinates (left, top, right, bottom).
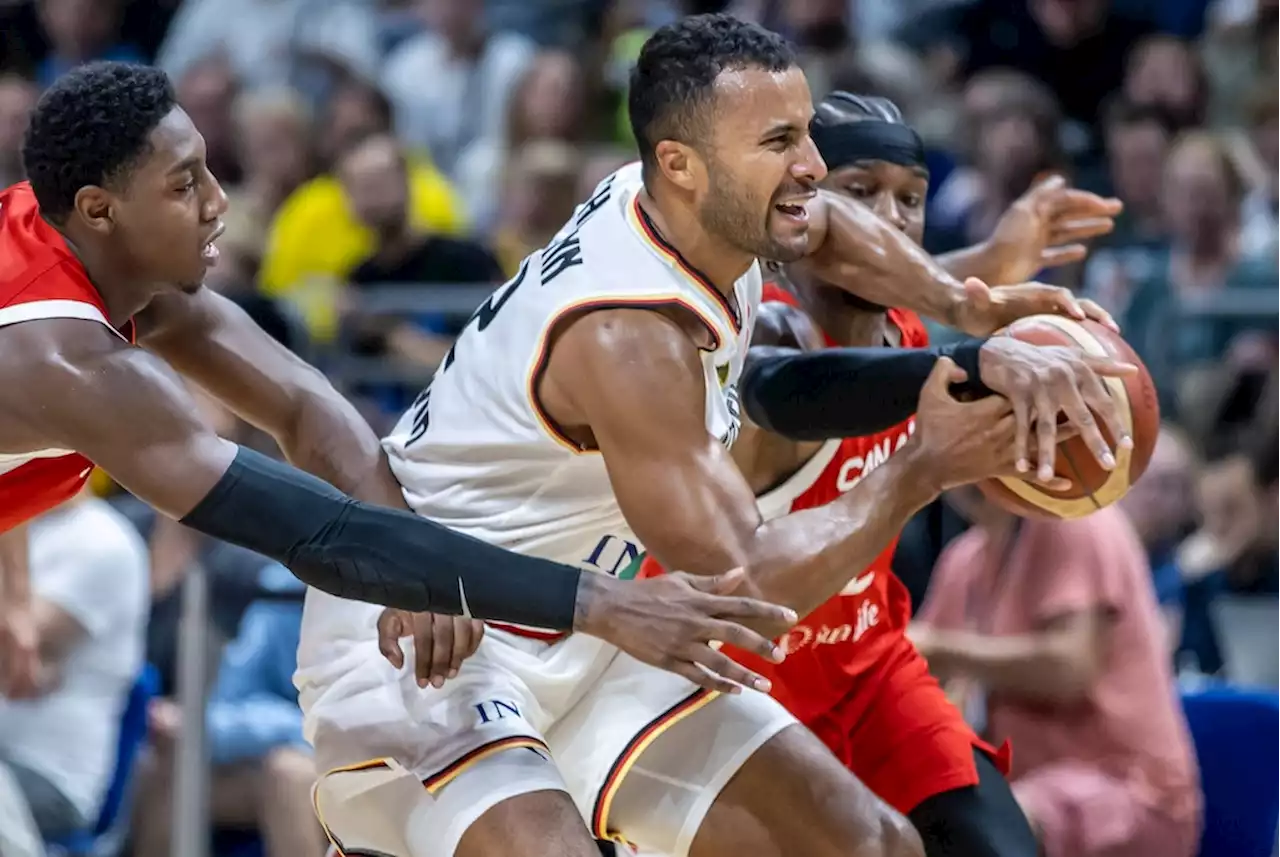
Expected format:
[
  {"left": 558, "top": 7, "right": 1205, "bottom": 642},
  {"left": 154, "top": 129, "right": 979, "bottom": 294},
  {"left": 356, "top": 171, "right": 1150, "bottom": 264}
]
[
  {"left": 180, "top": 447, "right": 581, "bottom": 627},
  {"left": 740, "top": 338, "right": 993, "bottom": 441}
]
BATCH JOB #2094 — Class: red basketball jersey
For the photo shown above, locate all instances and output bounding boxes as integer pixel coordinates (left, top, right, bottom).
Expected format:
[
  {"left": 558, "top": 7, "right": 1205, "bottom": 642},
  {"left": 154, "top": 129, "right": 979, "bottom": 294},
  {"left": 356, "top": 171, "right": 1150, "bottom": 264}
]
[
  {"left": 0, "top": 182, "right": 132, "bottom": 532},
  {"left": 639, "top": 283, "right": 930, "bottom": 724}
]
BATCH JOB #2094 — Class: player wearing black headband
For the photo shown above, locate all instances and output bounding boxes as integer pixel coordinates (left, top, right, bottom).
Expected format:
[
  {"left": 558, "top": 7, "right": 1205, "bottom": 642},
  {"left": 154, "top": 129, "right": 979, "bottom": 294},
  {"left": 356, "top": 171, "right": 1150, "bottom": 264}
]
[{"left": 641, "top": 91, "right": 1125, "bottom": 857}]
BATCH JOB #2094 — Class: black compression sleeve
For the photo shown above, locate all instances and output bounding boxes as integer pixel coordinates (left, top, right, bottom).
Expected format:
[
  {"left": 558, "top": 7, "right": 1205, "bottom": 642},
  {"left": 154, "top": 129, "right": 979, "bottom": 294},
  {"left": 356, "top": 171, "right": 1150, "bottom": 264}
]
[
  {"left": 740, "top": 338, "right": 992, "bottom": 441},
  {"left": 180, "top": 447, "right": 581, "bottom": 627}
]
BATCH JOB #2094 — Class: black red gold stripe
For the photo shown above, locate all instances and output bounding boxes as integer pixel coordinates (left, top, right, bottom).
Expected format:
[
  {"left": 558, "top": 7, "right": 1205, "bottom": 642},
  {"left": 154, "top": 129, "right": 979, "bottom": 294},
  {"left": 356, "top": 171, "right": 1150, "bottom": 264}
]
[
  {"left": 524, "top": 297, "right": 722, "bottom": 454},
  {"left": 630, "top": 196, "right": 742, "bottom": 332},
  {"left": 312, "top": 759, "right": 397, "bottom": 857},
  {"left": 590, "top": 688, "right": 719, "bottom": 841},
  {"left": 421, "top": 735, "right": 552, "bottom": 794}
]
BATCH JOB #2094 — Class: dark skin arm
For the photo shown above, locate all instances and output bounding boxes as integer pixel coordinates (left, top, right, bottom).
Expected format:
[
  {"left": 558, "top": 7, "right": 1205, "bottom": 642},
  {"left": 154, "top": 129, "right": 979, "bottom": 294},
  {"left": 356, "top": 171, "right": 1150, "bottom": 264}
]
[
  {"left": 135, "top": 289, "right": 406, "bottom": 508},
  {"left": 538, "top": 306, "right": 1021, "bottom": 617},
  {"left": 804, "top": 190, "right": 1115, "bottom": 337},
  {"left": 0, "top": 319, "right": 240, "bottom": 518}
]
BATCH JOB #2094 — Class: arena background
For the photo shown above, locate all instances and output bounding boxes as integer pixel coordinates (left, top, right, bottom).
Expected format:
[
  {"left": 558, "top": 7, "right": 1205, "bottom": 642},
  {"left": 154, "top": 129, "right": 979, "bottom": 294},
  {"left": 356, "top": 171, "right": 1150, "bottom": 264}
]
[{"left": 0, "top": 0, "right": 1275, "bottom": 855}]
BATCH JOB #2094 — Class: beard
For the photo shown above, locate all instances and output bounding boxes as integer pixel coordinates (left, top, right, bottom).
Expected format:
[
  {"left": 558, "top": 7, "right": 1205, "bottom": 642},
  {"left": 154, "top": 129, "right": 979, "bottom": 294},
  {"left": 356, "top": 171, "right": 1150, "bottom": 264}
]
[{"left": 698, "top": 168, "right": 804, "bottom": 262}]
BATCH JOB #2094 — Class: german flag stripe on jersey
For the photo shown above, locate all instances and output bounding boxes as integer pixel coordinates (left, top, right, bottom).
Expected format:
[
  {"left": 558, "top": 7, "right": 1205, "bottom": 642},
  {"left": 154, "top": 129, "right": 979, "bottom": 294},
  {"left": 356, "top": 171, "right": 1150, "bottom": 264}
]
[
  {"left": 422, "top": 735, "right": 551, "bottom": 794},
  {"left": 591, "top": 688, "right": 718, "bottom": 841}
]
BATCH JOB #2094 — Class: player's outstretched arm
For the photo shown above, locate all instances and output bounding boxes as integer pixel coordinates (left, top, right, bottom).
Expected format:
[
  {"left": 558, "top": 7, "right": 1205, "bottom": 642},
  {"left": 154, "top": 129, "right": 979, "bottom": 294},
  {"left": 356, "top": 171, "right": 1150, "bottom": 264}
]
[
  {"left": 804, "top": 192, "right": 1115, "bottom": 336},
  {"left": 936, "top": 175, "right": 1122, "bottom": 287},
  {"left": 0, "top": 320, "right": 793, "bottom": 663},
  {"left": 542, "top": 307, "right": 1027, "bottom": 619},
  {"left": 136, "top": 289, "right": 403, "bottom": 508}
]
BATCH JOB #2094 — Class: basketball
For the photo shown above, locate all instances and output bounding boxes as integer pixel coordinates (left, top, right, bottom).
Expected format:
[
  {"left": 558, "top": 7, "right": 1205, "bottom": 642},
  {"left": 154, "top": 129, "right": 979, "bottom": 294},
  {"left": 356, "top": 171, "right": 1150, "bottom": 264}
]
[{"left": 976, "top": 315, "right": 1160, "bottom": 520}]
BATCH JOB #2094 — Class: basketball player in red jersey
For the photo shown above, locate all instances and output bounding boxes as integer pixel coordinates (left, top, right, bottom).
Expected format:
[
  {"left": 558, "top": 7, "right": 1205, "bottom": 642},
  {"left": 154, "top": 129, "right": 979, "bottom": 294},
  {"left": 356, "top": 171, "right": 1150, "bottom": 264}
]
[
  {"left": 0, "top": 60, "right": 811, "bottom": 699},
  {"left": 638, "top": 91, "right": 1125, "bottom": 857}
]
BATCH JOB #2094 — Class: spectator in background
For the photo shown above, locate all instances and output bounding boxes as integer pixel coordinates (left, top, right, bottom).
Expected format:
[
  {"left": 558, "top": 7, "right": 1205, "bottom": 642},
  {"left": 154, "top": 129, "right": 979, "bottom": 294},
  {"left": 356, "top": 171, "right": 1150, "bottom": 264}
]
[
  {"left": 382, "top": 0, "right": 536, "bottom": 222},
  {"left": 1121, "top": 34, "right": 1208, "bottom": 132},
  {"left": 33, "top": 0, "right": 144, "bottom": 88},
  {"left": 229, "top": 87, "right": 315, "bottom": 248},
  {"left": 1238, "top": 82, "right": 1278, "bottom": 258},
  {"left": 944, "top": 0, "right": 1154, "bottom": 135},
  {"left": 1180, "top": 360, "right": 1278, "bottom": 598},
  {"left": 912, "top": 492, "right": 1202, "bottom": 857},
  {"left": 492, "top": 140, "right": 584, "bottom": 275},
  {"left": 1121, "top": 131, "right": 1278, "bottom": 402},
  {"left": 1080, "top": 99, "right": 1172, "bottom": 314},
  {"left": 462, "top": 49, "right": 588, "bottom": 231},
  {"left": 338, "top": 132, "right": 503, "bottom": 373},
  {"left": 1118, "top": 426, "right": 1203, "bottom": 658},
  {"left": 173, "top": 53, "right": 243, "bottom": 188},
  {"left": 258, "top": 76, "right": 466, "bottom": 341},
  {"left": 1201, "top": 0, "right": 1278, "bottom": 128},
  {"left": 0, "top": 490, "right": 149, "bottom": 855},
  {"left": 0, "top": 75, "right": 37, "bottom": 190},
  {"left": 134, "top": 565, "right": 324, "bottom": 857},
  {"left": 927, "top": 71, "right": 1064, "bottom": 257},
  {"left": 155, "top": 0, "right": 380, "bottom": 92}
]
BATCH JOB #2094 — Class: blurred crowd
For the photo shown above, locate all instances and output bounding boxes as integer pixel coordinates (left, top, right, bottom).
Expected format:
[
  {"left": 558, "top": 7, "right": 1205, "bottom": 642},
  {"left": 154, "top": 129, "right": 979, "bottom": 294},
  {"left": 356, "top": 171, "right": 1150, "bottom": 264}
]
[{"left": 0, "top": 0, "right": 1275, "bottom": 855}]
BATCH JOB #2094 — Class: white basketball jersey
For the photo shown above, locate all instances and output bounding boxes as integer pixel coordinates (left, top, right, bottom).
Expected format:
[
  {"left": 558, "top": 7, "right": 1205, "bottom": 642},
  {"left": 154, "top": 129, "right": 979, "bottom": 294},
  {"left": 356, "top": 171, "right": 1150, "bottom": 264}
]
[{"left": 299, "top": 162, "right": 761, "bottom": 643}]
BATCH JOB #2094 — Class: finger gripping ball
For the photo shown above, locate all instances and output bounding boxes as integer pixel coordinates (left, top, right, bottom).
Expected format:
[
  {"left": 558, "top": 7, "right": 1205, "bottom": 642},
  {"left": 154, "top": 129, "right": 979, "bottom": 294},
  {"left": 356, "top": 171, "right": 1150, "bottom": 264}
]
[{"left": 977, "top": 315, "right": 1159, "bottom": 519}]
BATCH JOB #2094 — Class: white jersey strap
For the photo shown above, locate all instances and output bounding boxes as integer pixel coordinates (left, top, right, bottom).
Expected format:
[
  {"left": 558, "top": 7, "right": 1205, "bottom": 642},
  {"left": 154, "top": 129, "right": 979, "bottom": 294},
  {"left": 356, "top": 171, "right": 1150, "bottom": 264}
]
[{"left": 0, "top": 299, "right": 126, "bottom": 340}]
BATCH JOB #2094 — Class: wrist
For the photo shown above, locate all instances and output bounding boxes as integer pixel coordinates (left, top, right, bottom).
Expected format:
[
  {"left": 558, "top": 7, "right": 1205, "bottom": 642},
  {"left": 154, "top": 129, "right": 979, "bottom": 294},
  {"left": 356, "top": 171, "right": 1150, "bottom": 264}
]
[
  {"left": 572, "top": 572, "right": 605, "bottom": 635},
  {"left": 887, "top": 442, "right": 946, "bottom": 512}
]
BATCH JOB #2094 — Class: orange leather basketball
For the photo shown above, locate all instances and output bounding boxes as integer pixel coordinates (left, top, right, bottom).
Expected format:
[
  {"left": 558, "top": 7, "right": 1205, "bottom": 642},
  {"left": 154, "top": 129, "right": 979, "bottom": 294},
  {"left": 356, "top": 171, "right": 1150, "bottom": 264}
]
[{"left": 976, "top": 315, "right": 1160, "bottom": 520}]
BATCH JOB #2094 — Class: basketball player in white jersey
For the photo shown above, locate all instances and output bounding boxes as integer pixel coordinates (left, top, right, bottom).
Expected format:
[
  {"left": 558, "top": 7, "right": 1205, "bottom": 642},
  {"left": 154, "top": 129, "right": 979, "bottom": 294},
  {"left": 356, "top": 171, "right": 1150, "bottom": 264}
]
[{"left": 297, "top": 15, "right": 1133, "bottom": 857}]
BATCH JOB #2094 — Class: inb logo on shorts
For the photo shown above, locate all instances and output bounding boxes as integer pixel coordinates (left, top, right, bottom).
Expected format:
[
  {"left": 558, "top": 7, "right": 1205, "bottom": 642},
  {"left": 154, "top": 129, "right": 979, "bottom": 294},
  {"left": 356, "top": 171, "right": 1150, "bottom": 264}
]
[{"left": 474, "top": 699, "right": 523, "bottom": 724}]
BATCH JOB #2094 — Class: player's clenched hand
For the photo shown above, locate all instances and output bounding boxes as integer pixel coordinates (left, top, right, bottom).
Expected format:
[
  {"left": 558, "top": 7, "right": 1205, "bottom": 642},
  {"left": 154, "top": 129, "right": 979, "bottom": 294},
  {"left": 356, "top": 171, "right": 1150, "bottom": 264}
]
[
  {"left": 976, "top": 337, "right": 1136, "bottom": 483},
  {"left": 908, "top": 358, "right": 1066, "bottom": 491},
  {"left": 955, "top": 277, "right": 1118, "bottom": 337},
  {"left": 377, "top": 609, "right": 485, "bottom": 689},
  {"left": 574, "top": 569, "right": 797, "bottom": 695}
]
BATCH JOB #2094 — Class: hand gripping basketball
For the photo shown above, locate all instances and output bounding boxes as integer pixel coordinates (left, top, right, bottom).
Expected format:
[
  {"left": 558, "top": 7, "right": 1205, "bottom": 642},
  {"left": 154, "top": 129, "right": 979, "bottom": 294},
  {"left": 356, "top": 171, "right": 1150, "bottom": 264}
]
[{"left": 906, "top": 358, "right": 1031, "bottom": 492}]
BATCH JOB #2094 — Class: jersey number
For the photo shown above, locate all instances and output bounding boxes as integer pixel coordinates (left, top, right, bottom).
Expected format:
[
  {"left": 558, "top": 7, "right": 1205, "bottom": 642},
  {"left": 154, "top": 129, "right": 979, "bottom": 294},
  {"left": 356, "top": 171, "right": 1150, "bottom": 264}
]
[{"left": 406, "top": 260, "right": 531, "bottom": 445}]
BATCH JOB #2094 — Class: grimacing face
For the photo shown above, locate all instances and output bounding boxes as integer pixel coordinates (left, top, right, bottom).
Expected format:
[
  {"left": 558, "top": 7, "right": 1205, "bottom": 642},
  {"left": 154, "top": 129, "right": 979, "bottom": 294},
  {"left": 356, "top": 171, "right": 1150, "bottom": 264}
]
[
  {"left": 77, "top": 107, "right": 227, "bottom": 293},
  {"left": 695, "top": 65, "right": 827, "bottom": 262},
  {"left": 824, "top": 159, "right": 928, "bottom": 245}
]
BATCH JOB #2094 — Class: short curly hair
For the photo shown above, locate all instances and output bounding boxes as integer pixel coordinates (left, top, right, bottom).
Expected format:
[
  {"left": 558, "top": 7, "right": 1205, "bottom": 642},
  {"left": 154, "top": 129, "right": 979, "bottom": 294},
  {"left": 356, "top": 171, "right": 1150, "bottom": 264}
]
[
  {"left": 22, "top": 62, "right": 176, "bottom": 222},
  {"left": 628, "top": 14, "right": 794, "bottom": 176}
]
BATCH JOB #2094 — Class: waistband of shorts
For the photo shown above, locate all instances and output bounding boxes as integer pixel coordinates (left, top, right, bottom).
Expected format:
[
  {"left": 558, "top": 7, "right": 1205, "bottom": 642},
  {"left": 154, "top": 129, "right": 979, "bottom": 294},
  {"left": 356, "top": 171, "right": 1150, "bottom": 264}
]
[{"left": 486, "top": 621, "right": 568, "bottom": 642}]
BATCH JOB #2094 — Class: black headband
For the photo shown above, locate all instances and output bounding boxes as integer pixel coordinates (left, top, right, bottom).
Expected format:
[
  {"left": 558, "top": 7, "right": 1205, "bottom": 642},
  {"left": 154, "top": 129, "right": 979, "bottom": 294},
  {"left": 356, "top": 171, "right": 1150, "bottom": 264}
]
[{"left": 811, "top": 120, "right": 926, "bottom": 171}]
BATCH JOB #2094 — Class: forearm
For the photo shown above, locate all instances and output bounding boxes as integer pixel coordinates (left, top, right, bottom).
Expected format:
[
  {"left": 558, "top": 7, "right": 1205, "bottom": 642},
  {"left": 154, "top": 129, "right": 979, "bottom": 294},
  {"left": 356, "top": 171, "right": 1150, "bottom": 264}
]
[
  {"left": 728, "top": 450, "right": 938, "bottom": 616},
  {"left": 808, "top": 192, "right": 967, "bottom": 326},
  {"left": 271, "top": 372, "right": 401, "bottom": 506},
  {"left": 741, "top": 341, "right": 991, "bottom": 441},
  {"left": 179, "top": 446, "right": 585, "bottom": 627},
  {"left": 937, "top": 241, "right": 1005, "bottom": 286},
  {"left": 919, "top": 628, "right": 1089, "bottom": 705}
]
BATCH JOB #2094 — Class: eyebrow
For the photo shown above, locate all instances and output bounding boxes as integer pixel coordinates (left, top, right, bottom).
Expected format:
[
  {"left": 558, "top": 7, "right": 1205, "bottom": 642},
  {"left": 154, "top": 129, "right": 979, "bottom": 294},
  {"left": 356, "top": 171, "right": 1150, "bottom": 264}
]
[
  {"left": 168, "top": 155, "right": 201, "bottom": 175},
  {"left": 759, "top": 122, "right": 803, "bottom": 141},
  {"left": 847, "top": 160, "right": 931, "bottom": 179}
]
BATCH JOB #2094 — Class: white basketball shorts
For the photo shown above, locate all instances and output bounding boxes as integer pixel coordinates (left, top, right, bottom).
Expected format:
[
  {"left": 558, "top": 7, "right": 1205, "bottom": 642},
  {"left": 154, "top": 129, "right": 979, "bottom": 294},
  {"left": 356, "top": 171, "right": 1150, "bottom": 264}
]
[{"left": 299, "top": 627, "right": 794, "bottom": 857}]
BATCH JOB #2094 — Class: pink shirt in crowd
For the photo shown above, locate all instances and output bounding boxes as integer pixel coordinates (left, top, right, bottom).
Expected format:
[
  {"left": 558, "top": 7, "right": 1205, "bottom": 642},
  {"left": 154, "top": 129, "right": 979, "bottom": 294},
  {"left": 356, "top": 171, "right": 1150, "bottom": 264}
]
[{"left": 920, "top": 507, "right": 1201, "bottom": 856}]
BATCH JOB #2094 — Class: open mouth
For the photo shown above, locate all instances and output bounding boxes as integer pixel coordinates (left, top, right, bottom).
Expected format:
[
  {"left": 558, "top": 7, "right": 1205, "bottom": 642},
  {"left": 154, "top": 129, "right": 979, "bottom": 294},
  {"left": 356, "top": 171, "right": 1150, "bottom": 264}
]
[
  {"left": 201, "top": 223, "right": 226, "bottom": 266},
  {"left": 773, "top": 200, "right": 810, "bottom": 222}
]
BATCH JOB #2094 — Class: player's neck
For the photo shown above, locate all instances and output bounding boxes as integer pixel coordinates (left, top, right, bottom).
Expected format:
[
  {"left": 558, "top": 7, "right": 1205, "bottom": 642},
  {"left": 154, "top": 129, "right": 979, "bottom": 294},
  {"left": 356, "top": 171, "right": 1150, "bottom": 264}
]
[
  {"left": 55, "top": 226, "right": 157, "bottom": 326},
  {"left": 637, "top": 191, "right": 755, "bottom": 297},
  {"left": 798, "top": 285, "right": 889, "bottom": 348}
]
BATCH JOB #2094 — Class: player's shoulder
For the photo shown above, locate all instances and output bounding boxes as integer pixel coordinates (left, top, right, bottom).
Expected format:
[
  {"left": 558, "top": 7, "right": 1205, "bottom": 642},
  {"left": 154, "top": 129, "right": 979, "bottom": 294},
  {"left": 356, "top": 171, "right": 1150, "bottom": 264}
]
[{"left": 0, "top": 183, "right": 100, "bottom": 310}]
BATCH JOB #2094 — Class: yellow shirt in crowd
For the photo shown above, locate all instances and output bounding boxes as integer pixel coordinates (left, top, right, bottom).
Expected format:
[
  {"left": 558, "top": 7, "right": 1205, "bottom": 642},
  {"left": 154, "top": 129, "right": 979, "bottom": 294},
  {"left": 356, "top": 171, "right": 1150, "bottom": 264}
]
[{"left": 258, "top": 155, "right": 467, "bottom": 339}]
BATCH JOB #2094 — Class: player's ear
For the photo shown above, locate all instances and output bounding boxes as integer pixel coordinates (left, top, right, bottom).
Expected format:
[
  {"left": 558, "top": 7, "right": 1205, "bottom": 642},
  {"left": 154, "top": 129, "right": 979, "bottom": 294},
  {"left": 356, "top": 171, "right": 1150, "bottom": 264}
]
[
  {"left": 72, "top": 186, "right": 116, "bottom": 236},
  {"left": 654, "top": 140, "right": 702, "bottom": 193}
]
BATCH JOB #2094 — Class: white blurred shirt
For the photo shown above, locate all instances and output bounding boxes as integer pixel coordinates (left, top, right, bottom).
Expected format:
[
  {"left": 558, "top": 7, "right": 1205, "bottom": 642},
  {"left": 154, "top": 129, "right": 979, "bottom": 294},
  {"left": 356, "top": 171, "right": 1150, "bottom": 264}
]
[{"left": 0, "top": 500, "right": 149, "bottom": 819}]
